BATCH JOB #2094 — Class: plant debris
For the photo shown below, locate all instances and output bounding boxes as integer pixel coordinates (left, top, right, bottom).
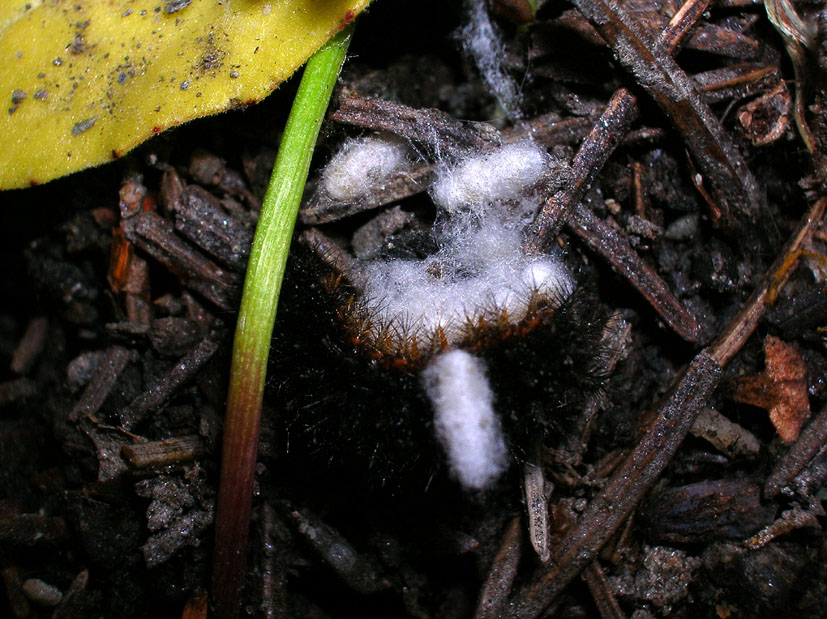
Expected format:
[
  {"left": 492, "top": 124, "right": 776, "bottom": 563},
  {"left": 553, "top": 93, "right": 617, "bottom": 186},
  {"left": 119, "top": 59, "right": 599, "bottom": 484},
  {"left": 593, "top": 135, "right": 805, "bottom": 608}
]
[{"left": 730, "top": 334, "right": 811, "bottom": 443}]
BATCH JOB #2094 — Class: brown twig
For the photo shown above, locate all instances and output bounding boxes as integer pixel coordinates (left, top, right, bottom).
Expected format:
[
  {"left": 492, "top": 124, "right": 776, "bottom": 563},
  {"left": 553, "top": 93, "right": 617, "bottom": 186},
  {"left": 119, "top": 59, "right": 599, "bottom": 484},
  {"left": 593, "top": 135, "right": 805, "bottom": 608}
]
[
  {"left": 120, "top": 332, "right": 223, "bottom": 429},
  {"left": 181, "top": 589, "right": 209, "bottom": 619},
  {"left": 508, "top": 114, "right": 594, "bottom": 148},
  {"left": 568, "top": 201, "right": 702, "bottom": 342},
  {"left": 508, "top": 350, "right": 722, "bottom": 618},
  {"left": 582, "top": 561, "right": 625, "bottom": 619},
  {"left": 550, "top": 4, "right": 760, "bottom": 59},
  {"left": 170, "top": 185, "right": 254, "bottom": 272},
  {"left": 571, "top": 0, "right": 770, "bottom": 240},
  {"left": 525, "top": 88, "right": 639, "bottom": 251},
  {"left": 523, "top": 89, "right": 702, "bottom": 341},
  {"left": 707, "top": 196, "right": 827, "bottom": 366},
  {"left": 743, "top": 503, "right": 823, "bottom": 550},
  {"left": 288, "top": 506, "right": 388, "bottom": 595},
  {"left": 656, "top": 0, "right": 712, "bottom": 53},
  {"left": 764, "top": 405, "right": 827, "bottom": 499},
  {"left": 331, "top": 96, "right": 502, "bottom": 154},
  {"left": 506, "top": 195, "right": 827, "bottom": 617},
  {"left": 259, "top": 503, "right": 288, "bottom": 618},
  {"left": 69, "top": 345, "right": 132, "bottom": 422},
  {"left": 474, "top": 517, "right": 522, "bottom": 619},
  {"left": 122, "top": 211, "right": 241, "bottom": 311},
  {"left": 525, "top": 8, "right": 726, "bottom": 343},
  {"left": 121, "top": 435, "right": 204, "bottom": 468},
  {"left": 693, "top": 58, "right": 781, "bottom": 104},
  {"left": 299, "top": 228, "right": 363, "bottom": 287}
]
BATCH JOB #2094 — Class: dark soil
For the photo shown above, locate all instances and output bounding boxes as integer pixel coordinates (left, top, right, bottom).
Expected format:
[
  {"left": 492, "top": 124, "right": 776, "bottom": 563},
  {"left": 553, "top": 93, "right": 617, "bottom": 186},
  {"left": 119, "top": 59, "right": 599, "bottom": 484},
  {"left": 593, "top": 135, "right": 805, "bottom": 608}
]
[{"left": 2, "top": 1, "right": 826, "bottom": 618}]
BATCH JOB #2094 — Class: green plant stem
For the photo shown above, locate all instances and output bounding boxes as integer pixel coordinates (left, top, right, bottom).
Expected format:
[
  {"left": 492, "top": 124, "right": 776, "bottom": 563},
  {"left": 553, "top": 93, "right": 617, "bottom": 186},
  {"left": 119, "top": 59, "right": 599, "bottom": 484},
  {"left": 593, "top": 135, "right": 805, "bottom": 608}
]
[{"left": 211, "top": 26, "right": 353, "bottom": 617}]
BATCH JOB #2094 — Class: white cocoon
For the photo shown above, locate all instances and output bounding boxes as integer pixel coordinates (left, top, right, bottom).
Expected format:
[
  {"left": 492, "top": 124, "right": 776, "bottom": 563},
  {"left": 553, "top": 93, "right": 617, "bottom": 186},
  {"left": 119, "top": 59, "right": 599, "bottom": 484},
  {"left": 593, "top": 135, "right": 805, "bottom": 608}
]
[
  {"left": 431, "top": 140, "right": 549, "bottom": 214},
  {"left": 422, "top": 350, "right": 508, "bottom": 490},
  {"left": 321, "top": 135, "right": 409, "bottom": 202}
]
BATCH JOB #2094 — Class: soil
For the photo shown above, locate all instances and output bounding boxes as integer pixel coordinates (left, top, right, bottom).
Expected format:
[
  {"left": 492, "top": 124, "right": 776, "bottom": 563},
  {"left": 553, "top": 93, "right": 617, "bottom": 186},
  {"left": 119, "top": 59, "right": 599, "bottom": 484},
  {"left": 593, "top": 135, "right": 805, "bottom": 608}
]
[{"left": 1, "top": 1, "right": 826, "bottom": 618}]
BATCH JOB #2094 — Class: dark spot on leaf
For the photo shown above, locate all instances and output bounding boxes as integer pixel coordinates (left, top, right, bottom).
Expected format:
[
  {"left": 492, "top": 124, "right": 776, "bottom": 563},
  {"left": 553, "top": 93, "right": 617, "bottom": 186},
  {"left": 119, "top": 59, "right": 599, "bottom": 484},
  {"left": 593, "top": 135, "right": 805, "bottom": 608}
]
[
  {"left": 8, "top": 105, "right": 18, "bottom": 115},
  {"left": 70, "top": 33, "right": 87, "bottom": 55},
  {"left": 152, "top": 126, "right": 162, "bottom": 134},
  {"left": 53, "top": 57, "right": 63, "bottom": 66},
  {"left": 11, "top": 89, "right": 27, "bottom": 104},
  {"left": 34, "top": 89, "right": 48, "bottom": 101},
  {"left": 165, "top": 0, "right": 193, "bottom": 15},
  {"left": 200, "top": 51, "right": 223, "bottom": 72},
  {"left": 71, "top": 115, "right": 99, "bottom": 136},
  {"left": 197, "top": 33, "right": 225, "bottom": 74},
  {"left": 118, "top": 72, "right": 127, "bottom": 84},
  {"left": 180, "top": 80, "right": 189, "bottom": 90}
]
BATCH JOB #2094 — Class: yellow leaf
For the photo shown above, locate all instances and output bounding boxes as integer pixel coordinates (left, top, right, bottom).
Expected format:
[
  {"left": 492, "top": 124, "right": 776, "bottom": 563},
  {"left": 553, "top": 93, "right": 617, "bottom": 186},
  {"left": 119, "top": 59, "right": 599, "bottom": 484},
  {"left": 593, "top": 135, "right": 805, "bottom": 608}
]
[{"left": 0, "top": 0, "right": 369, "bottom": 190}]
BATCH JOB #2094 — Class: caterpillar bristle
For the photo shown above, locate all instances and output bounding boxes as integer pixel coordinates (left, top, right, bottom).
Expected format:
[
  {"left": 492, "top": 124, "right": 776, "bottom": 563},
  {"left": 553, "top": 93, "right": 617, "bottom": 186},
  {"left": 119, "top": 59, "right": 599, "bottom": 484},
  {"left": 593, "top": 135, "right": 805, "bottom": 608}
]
[{"left": 409, "top": 335, "right": 420, "bottom": 361}]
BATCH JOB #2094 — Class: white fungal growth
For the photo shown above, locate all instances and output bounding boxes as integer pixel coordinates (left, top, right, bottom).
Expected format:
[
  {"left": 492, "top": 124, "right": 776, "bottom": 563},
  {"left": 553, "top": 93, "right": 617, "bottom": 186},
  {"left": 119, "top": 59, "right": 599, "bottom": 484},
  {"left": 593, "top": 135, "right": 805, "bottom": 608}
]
[
  {"left": 321, "top": 134, "right": 409, "bottom": 202},
  {"left": 422, "top": 349, "right": 508, "bottom": 490},
  {"left": 460, "top": 0, "right": 523, "bottom": 120},
  {"left": 356, "top": 139, "right": 570, "bottom": 348},
  {"left": 522, "top": 258, "right": 575, "bottom": 301},
  {"left": 430, "top": 141, "right": 549, "bottom": 214},
  {"left": 360, "top": 218, "right": 573, "bottom": 346}
]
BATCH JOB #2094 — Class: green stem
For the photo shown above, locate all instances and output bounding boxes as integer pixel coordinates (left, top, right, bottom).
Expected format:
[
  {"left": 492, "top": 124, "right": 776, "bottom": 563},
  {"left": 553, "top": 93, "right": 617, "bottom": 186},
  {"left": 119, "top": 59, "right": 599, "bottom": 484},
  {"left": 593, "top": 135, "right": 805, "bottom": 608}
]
[{"left": 211, "top": 26, "right": 353, "bottom": 617}]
